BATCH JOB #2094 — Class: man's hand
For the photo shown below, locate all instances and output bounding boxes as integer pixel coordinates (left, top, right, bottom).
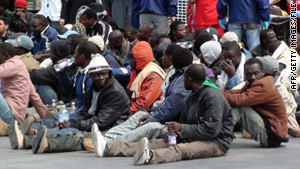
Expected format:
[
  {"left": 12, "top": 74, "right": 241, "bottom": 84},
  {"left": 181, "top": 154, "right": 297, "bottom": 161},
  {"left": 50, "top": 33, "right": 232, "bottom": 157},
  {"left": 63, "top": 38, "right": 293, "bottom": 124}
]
[
  {"left": 165, "top": 122, "right": 181, "bottom": 132},
  {"left": 58, "top": 120, "right": 71, "bottom": 129},
  {"left": 16, "top": 11, "right": 26, "bottom": 23},
  {"left": 221, "top": 60, "right": 236, "bottom": 78},
  {"left": 136, "top": 114, "right": 151, "bottom": 127}
]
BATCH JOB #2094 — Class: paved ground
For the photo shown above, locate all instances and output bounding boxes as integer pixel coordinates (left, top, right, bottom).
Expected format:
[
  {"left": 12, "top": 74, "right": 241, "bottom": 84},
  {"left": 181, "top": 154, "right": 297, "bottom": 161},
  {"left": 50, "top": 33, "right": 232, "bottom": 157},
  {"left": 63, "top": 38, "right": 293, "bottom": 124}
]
[{"left": 0, "top": 136, "right": 299, "bottom": 169}]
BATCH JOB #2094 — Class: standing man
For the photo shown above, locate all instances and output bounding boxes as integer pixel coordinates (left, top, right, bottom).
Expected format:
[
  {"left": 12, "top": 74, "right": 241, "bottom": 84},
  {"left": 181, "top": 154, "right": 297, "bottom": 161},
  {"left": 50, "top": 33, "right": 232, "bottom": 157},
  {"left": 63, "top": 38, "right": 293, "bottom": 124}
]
[
  {"left": 217, "top": 0, "right": 270, "bottom": 51},
  {"left": 38, "top": 0, "right": 67, "bottom": 28},
  {"left": 137, "top": 0, "right": 177, "bottom": 33}
]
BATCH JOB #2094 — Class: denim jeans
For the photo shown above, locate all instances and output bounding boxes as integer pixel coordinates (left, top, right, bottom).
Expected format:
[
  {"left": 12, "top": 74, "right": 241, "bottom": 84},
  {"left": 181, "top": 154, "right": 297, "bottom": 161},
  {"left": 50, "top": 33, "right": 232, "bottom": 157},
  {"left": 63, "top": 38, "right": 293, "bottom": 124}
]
[
  {"left": 35, "top": 85, "right": 58, "bottom": 105},
  {"left": 105, "top": 111, "right": 168, "bottom": 143},
  {"left": 0, "top": 92, "right": 15, "bottom": 124},
  {"left": 231, "top": 107, "right": 268, "bottom": 147},
  {"left": 228, "top": 23, "right": 260, "bottom": 51}
]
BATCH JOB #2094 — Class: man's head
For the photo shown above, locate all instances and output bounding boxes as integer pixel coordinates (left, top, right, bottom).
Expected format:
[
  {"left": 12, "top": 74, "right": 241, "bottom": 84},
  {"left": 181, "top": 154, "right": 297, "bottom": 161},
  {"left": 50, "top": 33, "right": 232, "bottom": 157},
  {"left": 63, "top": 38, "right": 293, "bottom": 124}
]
[
  {"left": 149, "top": 28, "right": 167, "bottom": 48},
  {"left": 222, "top": 41, "right": 242, "bottom": 67},
  {"left": 123, "top": 26, "right": 137, "bottom": 42},
  {"left": 170, "top": 20, "right": 186, "bottom": 42},
  {"left": 66, "top": 34, "right": 87, "bottom": 54},
  {"left": 257, "top": 56, "right": 279, "bottom": 76},
  {"left": 0, "top": 0, "right": 9, "bottom": 14},
  {"left": 74, "top": 41, "right": 99, "bottom": 67},
  {"left": 88, "top": 35, "right": 104, "bottom": 53},
  {"left": 184, "top": 64, "right": 206, "bottom": 91},
  {"left": 193, "top": 32, "right": 213, "bottom": 53},
  {"left": 219, "top": 32, "right": 238, "bottom": 45},
  {"left": 108, "top": 30, "right": 124, "bottom": 51},
  {"left": 49, "top": 40, "right": 71, "bottom": 64},
  {"left": 131, "top": 41, "right": 153, "bottom": 70},
  {"left": 0, "top": 17, "right": 8, "bottom": 37},
  {"left": 14, "top": 0, "right": 27, "bottom": 13},
  {"left": 30, "top": 14, "right": 48, "bottom": 37},
  {"left": 6, "top": 35, "right": 34, "bottom": 55},
  {"left": 162, "top": 44, "right": 181, "bottom": 69},
  {"left": 199, "top": 41, "right": 222, "bottom": 67},
  {"left": 171, "top": 47, "right": 193, "bottom": 70},
  {"left": 0, "top": 43, "right": 15, "bottom": 64},
  {"left": 137, "top": 23, "right": 155, "bottom": 41},
  {"left": 267, "top": 40, "right": 281, "bottom": 56},
  {"left": 88, "top": 54, "right": 112, "bottom": 89},
  {"left": 155, "top": 34, "right": 171, "bottom": 49},
  {"left": 79, "top": 9, "right": 98, "bottom": 28},
  {"left": 244, "top": 58, "right": 265, "bottom": 85},
  {"left": 260, "top": 29, "right": 277, "bottom": 49}
]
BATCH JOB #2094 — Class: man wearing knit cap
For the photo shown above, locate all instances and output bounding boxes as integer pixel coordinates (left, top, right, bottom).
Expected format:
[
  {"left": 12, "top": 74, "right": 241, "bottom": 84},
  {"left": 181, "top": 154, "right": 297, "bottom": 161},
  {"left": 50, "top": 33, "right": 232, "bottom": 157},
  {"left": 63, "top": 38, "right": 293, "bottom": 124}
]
[
  {"left": 8, "top": 54, "right": 131, "bottom": 153},
  {"left": 127, "top": 41, "right": 165, "bottom": 113},
  {"left": 10, "top": 0, "right": 33, "bottom": 33}
]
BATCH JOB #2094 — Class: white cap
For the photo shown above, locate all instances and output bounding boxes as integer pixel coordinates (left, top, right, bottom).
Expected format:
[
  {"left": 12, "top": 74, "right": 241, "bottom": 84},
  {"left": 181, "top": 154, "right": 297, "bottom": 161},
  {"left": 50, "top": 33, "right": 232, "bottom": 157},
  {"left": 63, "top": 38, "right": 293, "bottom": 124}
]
[
  {"left": 220, "top": 32, "right": 238, "bottom": 44},
  {"left": 88, "top": 54, "right": 111, "bottom": 73},
  {"left": 88, "top": 36, "right": 105, "bottom": 52}
]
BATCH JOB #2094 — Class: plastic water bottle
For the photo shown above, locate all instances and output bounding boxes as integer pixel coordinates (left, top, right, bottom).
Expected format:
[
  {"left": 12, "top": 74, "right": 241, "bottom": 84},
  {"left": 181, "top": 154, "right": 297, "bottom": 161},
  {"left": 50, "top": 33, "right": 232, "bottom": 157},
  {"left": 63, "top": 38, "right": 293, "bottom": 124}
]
[
  {"left": 69, "top": 102, "right": 76, "bottom": 114},
  {"left": 58, "top": 105, "right": 69, "bottom": 122},
  {"left": 167, "top": 132, "right": 177, "bottom": 146},
  {"left": 54, "top": 58, "right": 75, "bottom": 72}
]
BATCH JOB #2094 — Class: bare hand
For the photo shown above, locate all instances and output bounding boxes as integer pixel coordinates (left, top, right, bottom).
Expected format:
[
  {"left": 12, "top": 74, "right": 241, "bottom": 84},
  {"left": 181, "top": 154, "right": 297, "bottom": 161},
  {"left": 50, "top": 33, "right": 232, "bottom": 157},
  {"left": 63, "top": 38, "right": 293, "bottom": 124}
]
[
  {"left": 136, "top": 114, "right": 151, "bottom": 127},
  {"left": 221, "top": 60, "right": 236, "bottom": 78},
  {"left": 165, "top": 122, "right": 181, "bottom": 132},
  {"left": 16, "top": 11, "right": 26, "bottom": 23}
]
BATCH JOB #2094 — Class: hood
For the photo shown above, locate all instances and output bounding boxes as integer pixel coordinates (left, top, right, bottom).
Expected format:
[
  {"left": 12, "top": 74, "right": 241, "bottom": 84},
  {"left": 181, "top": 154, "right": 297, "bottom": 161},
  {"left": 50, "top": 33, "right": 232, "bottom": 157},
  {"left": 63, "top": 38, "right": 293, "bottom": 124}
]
[
  {"left": 131, "top": 41, "right": 153, "bottom": 70},
  {"left": 50, "top": 40, "right": 71, "bottom": 63}
]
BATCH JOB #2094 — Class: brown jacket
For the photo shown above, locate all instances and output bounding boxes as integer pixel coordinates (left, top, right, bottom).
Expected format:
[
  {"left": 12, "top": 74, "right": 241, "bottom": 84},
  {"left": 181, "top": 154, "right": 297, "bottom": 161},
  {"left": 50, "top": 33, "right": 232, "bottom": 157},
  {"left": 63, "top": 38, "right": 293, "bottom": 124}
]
[{"left": 223, "top": 76, "right": 288, "bottom": 139}]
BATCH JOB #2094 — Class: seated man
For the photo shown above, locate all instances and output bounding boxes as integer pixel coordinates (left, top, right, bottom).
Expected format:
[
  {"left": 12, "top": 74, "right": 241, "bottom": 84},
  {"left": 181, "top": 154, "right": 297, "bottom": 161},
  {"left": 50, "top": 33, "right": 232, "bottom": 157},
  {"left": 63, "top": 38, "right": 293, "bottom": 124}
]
[
  {"left": 8, "top": 54, "right": 131, "bottom": 151},
  {"left": 89, "top": 63, "right": 234, "bottom": 165},
  {"left": 10, "top": 0, "right": 33, "bottom": 33},
  {"left": 168, "top": 20, "right": 187, "bottom": 42},
  {"left": 251, "top": 29, "right": 277, "bottom": 57},
  {"left": 216, "top": 41, "right": 251, "bottom": 90},
  {"left": 0, "top": 43, "right": 46, "bottom": 136},
  {"left": 30, "top": 14, "right": 58, "bottom": 55},
  {"left": 127, "top": 41, "right": 165, "bottom": 113},
  {"left": 223, "top": 58, "right": 288, "bottom": 147},
  {"left": 6, "top": 35, "right": 40, "bottom": 71},
  {"left": 108, "top": 30, "right": 130, "bottom": 65}
]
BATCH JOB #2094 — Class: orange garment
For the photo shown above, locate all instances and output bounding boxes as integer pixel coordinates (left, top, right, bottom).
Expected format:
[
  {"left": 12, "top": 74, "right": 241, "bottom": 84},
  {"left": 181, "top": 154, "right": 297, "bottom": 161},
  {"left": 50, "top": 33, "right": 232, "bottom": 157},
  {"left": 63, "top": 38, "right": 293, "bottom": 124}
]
[{"left": 127, "top": 41, "right": 165, "bottom": 113}]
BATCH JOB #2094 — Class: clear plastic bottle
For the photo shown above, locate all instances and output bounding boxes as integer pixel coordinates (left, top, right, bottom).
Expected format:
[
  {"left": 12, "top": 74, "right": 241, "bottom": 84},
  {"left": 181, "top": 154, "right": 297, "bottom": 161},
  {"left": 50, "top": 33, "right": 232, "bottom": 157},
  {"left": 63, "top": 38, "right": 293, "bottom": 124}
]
[
  {"left": 54, "top": 58, "right": 75, "bottom": 72},
  {"left": 69, "top": 102, "right": 76, "bottom": 114},
  {"left": 167, "top": 132, "right": 177, "bottom": 146},
  {"left": 58, "top": 105, "right": 69, "bottom": 122}
]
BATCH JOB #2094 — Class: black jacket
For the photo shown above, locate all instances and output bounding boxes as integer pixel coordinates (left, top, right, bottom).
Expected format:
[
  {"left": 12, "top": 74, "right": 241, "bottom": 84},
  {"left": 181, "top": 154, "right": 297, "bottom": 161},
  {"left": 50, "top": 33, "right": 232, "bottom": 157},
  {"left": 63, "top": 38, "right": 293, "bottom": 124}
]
[
  {"left": 178, "top": 86, "right": 234, "bottom": 153},
  {"left": 70, "top": 76, "right": 131, "bottom": 131}
]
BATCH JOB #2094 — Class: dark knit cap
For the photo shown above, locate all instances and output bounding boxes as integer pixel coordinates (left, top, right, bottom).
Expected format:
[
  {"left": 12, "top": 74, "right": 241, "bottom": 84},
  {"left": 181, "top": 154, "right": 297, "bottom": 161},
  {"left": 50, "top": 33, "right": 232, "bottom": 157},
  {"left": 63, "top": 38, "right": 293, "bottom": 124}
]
[{"left": 171, "top": 48, "right": 193, "bottom": 69}]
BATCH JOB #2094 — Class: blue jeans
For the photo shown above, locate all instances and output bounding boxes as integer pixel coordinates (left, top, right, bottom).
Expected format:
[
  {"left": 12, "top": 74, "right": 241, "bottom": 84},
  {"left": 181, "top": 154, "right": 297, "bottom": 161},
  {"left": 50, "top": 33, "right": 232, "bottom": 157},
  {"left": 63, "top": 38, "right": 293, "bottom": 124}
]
[
  {"left": 228, "top": 23, "right": 260, "bottom": 51},
  {"left": 35, "top": 85, "right": 58, "bottom": 105},
  {"left": 0, "top": 93, "right": 15, "bottom": 124}
]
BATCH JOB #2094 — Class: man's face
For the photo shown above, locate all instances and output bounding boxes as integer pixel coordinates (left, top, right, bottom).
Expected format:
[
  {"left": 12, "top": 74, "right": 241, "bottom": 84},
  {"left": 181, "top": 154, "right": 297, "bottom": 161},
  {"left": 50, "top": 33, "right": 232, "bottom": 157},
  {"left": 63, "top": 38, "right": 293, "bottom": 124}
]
[
  {"left": 73, "top": 46, "right": 83, "bottom": 67},
  {"left": 15, "top": 7, "right": 26, "bottom": 13},
  {"left": 0, "top": 20, "right": 8, "bottom": 36},
  {"left": 125, "top": 31, "right": 136, "bottom": 42},
  {"left": 162, "top": 51, "right": 172, "bottom": 69},
  {"left": 245, "top": 63, "right": 265, "bottom": 85},
  {"left": 175, "top": 24, "right": 186, "bottom": 40},
  {"left": 79, "top": 15, "right": 94, "bottom": 28},
  {"left": 264, "top": 31, "right": 277, "bottom": 47},
  {"left": 109, "top": 37, "right": 123, "bottom": 51},
  {"left": 183, "top": 73, "right": 192, "bottom": 90},
  {"left": 30, "top": 18, "right": 45, "bottom": 37},
  {"left": 137, "top": 25, "right": 149, "bottom": 41},
  {"left": 222, "top": 49, "right": 241, "bottom": 67},
  {"left": 90, "top": 70, "right": 110, "bottom": 88}
]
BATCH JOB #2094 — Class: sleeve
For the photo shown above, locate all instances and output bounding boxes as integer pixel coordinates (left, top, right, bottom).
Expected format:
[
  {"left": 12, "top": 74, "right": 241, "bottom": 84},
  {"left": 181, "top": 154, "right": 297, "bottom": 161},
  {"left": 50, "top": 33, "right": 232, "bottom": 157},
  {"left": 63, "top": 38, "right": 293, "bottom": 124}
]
[
  {"left": 57, "top": 71, "right": 76, "bottom": 95},
  {"left": 73, "top": 90, "right": 129, "bottom": 131},
  {"left": 111, "top": 65, "right": 131, "bottom": 86},
  {"left": 60, "top": 0, "right": 67, "bottom": 19},
  {"left": 143, "top": 80, "right": 190, "bottom": 124},
  {"left": 0, "top": 61, "right": 18, "bottom": 79},
  {"left": 130, "top": 72, "right": 164, "bottom": 113},
  {"left": 256, "top": 0, "right": 270, "bottom": 21},
  {"left": 223, "top": 83, "right": 269, "bottom": 107},
  {"left": 216, "top": 0, "right": 229, "bottom": 20},
  {"left": 29, "top": 83, "right": 46, "bottom": 119},
  {"left": 178, "top": 93, "right": 225, "bottom": 141},
  {"left": 225, "top": 75, "right": 242, "bottom": 90},
  {"left": 29, "top": 66, "right": 58, "bottom": 85},
  {"left": 168, "top": 0, "right": 178, "bottom": 16}
]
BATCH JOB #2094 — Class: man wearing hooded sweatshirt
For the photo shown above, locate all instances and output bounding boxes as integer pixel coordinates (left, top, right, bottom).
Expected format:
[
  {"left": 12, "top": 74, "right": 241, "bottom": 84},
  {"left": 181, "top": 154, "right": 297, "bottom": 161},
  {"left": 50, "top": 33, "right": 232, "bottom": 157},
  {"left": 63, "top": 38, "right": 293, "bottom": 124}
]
[{"left": 127, "top": 41, "right": 165, "bottom": 113}]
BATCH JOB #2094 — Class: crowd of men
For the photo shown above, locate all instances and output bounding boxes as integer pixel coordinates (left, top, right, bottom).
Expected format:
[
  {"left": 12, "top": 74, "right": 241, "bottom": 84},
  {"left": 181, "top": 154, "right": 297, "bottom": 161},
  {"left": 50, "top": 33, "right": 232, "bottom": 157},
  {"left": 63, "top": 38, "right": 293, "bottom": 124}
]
[{"left": 0, "top": 0, "right": 300, "bottom": 166}]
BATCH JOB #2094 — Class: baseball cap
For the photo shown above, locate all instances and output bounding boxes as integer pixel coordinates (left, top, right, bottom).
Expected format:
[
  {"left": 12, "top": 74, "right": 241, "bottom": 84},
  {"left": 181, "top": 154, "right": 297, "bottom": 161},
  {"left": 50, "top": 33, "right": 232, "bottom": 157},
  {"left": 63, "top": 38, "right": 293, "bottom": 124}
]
[{"left": 6, "top": 35, "right": 34, "bottom": 50}]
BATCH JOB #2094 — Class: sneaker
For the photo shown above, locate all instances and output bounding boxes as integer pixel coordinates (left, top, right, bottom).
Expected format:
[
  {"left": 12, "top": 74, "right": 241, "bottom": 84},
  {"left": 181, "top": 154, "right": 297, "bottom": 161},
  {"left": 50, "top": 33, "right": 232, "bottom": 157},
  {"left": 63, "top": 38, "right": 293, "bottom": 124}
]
[
  {"left": 133, "top": 137, "right": 151, "bottom": 165},
  {"left": 91, "top": 123, "right": 107, "bottom": 157},
  {"left": 21, "top": 115, "right": 35, "bottom": 135},
  {"left": 32, "top": 126, "right": 49, "bottom": 154},
  {"left": 8, "top": 121, "right": 24, "bottom": 149},
  {"left": 0, "top": 118, "right": 8, "bottom": 136}
]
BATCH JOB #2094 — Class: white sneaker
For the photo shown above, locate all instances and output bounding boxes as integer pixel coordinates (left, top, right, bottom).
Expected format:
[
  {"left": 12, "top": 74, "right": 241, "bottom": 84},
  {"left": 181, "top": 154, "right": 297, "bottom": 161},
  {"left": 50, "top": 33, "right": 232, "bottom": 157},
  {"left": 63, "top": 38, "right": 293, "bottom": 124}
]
[
  {"left": 91, "top": 123, "right": 107, "bottom": 157},
  {"left": 133, "top": 137, "right": 151, "bottom": 165}
]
